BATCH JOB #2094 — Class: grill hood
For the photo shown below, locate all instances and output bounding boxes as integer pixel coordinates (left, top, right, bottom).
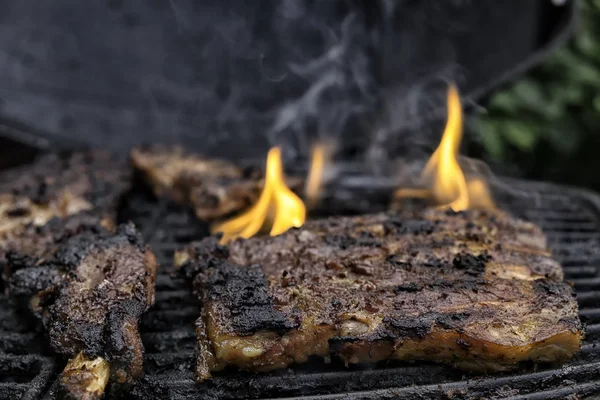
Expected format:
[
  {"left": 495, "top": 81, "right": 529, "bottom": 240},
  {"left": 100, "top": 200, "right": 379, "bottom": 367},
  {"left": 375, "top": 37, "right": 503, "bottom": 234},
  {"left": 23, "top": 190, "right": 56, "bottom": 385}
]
[{"left": 0, "top": 0, "right": 575, "bottom": 160}]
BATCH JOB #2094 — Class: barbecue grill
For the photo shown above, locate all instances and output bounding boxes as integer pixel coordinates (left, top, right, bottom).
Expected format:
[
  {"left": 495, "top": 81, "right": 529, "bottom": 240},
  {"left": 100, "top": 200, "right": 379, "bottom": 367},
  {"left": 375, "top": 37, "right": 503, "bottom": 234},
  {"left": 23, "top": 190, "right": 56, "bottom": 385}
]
[
  {"left": 1, "top": 166, "right": 599, "bottom": 400},
  {"left": 0, "top": 0, "right": 598, "bottom": 399}
]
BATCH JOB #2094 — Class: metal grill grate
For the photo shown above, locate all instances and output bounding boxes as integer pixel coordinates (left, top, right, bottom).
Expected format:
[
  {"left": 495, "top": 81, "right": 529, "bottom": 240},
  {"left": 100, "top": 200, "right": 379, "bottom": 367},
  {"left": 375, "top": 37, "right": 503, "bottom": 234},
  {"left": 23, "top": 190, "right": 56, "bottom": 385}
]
[
  {"left": 2, "top": 178, "right": 600, "bottom": 399},
  {"left": 0, "top": 298, "right": 56, "bottom": 400}
]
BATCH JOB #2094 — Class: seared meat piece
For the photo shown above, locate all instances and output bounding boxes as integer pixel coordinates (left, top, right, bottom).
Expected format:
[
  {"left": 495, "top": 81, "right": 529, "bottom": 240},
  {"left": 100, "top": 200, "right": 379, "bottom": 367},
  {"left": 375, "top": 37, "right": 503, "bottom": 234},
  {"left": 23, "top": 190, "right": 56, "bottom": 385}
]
[
  {"left": 131, "top": 146, "right": 302, "bottom": 220},
  {"left": 0, "top": 150, "right": 130, "bottom": 232},
  {"left": 7, "top": 214, "right": 157, "bottom": 398},
  {"left": 176, "top": 209, "right": 582, "bottom": 381},
  {"left": 0, "top": 150, "right": 130, "bottom": 285}
]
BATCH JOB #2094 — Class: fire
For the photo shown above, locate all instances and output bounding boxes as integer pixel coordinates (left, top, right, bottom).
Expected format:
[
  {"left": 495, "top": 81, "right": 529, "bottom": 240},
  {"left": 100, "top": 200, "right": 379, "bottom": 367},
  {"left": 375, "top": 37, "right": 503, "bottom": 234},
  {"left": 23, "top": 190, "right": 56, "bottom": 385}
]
[
  {"left": 305, "top": 144, "right": 326, "bottom": 207},
  {"left": 212, "top": 84, "right": 494, "bottom": 244},
  {"left": 212, "top": 147, "right": 306, "bottom": 243},
  {"left": 395, "top": 83, "right": 495, "bottom": 211},
  {"left": 466, "top": 177, "right": 496, "bottom": 210},
  {"left": 305, "top": 142, "right": 333, "bottom": 208}
]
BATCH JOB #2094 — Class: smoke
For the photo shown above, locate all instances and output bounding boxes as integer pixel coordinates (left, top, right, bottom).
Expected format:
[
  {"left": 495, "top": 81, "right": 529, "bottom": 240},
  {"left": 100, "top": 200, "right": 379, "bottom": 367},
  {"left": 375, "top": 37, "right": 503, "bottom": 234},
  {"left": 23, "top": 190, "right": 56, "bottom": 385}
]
[
  {"left": 266, "top": 2, "right": 379, "bottom": 163},
  {"left": 160, "top": 0, "right": 379, "bottom": 162},
  {"left": 162, "top": 0, "right": 469, "bottom": 166},
  {"left": 365, "top": 0, "right": 473, "bottom": 176}
]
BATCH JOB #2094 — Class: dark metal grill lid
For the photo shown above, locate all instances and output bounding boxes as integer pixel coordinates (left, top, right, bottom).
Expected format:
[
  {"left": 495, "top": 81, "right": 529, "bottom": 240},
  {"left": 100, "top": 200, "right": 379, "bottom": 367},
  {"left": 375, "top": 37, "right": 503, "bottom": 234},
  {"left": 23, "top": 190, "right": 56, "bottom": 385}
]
[{"left": 0, "top": 1, "right": 576, "bottom": 160}]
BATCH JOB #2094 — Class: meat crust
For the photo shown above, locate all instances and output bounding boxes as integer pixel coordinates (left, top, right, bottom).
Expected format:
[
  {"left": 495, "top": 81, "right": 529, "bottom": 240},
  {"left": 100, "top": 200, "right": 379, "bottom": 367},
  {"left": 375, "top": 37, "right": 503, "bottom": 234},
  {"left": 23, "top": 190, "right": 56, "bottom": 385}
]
[
  {"left": 176, "top": 209, "right": 583, "bottom": 381},
  {"left": 131, "top": 146, "right": 302, "bottom": 220},
  {"left": 0, "top": 150, "right": 131, "bottom": 285},
  {"left": 0, "top": 150, "right": 130, "bottom": 231},
  {"left": 7, "top": 214, "right": 158, "bottom": 389}
]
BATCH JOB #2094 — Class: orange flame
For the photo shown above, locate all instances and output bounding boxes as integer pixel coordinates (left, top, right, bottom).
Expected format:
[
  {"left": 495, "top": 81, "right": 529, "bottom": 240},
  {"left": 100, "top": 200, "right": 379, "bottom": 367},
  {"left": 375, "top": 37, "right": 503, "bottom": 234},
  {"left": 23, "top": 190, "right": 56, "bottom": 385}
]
[
  {"left": 396, "top": 83, "right": 495, "bottom": 211},
  {"left": 211, "top": 147, "right": 306, "bottom": 244},
  {"left": 305, "top": 142, "right": 333, "bottom": 208}
]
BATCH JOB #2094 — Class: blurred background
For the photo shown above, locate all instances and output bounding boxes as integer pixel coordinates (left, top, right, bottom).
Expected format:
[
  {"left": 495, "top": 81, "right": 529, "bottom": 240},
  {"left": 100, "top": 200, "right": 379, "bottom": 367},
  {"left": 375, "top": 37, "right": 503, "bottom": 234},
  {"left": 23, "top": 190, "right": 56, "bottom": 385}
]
[
  {"left": 0, "top": 0, "right": 595, "bottom": 193},
  {"left": 473, "top": 0, "right": 600, "bottom": 191}
]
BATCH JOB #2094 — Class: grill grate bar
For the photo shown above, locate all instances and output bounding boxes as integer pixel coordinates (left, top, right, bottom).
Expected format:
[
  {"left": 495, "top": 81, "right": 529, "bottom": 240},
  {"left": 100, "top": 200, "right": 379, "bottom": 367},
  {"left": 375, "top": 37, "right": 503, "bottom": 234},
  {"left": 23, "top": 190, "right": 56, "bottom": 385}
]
[
  {"left": 576, "top": 343, "right": 600, "bottom": 362},
  {"left": 562, "top": 267, "right": 599, "bottom": 279},
  {"left": 0, "top": 305, "right": 34, "bottom": 333},
  {"left": 521, "top": 204, "right": 591, "bottom": 213},
  {"left": 155, "top": 275, "right": 189, "bottom": 290},
  {"left": 141, "top": 307, "right": 199, "bottom": 332},
  {"left": 548, "top": 234, "right": 600, "bottom": 243},
  {"left": 559, "top": 257, "right": 599, "bottom": 265},
  {"left": 507, "top": 381, "right": 600, "bottom": 400},
  {"left": 142, "top": 328, "right": 196, "bottom": 353},
  {"left": 555, "top": 259, "right": 599, "bottom": 268},
  {"left": 578, "top": 309, "right": 600, "bottom": 322},
  {"left": 139, "top": 366, "right": 463, "bottom": 400},
  {"left": 0, "top": 332, "right": 41, "bottom": 354},
  {"left": 570, "top": 277, "right": 600, "bottom": 290},
  {"left": 144, "top": 352, "right": 194, "bottom": 375},
  {"left": 0, "top": 354, "right": 56, "bottom": 400},
  {"left": 554, "top": 247, "right": 600, "bottom": 258},
  {"left": 574, "top": 292, "right": 600, "bottom": 308},
  {"left": 521, "top": 208, "right": 591, "bottom": 218},
  {"left": 151, "top": 291, "right": 198, "bottom": 310},
  {"left": 273, "top": 362, "right": 600, "bottom": 400},
  {"left": 0, "top": 383, "right": 29, "bottom": 400},
  {"left": 140, "top": 353, "right": 600, "bottom": 400},
  {"left": 532, "top": 221, "right": 599, "bottom": 231},
  {"left": 584, "top": 323, "right": 600, "bottom": 340},
  {"left": 547, "top": 245, "right": 599, "bottom": 258}
]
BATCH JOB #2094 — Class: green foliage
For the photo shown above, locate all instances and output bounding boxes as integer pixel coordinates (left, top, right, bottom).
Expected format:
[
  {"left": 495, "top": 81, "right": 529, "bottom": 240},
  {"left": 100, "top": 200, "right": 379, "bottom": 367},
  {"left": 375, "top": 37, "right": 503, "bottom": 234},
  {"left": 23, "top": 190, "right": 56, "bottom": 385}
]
[{"left": 478, "top": 0, "right": 600, "bottom": 160}]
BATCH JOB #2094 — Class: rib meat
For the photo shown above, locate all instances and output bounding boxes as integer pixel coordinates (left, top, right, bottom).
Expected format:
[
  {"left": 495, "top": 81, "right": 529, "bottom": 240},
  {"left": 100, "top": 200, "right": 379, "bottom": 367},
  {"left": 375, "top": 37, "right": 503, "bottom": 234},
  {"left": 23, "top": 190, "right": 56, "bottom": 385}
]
[
  {"left": 176, "top": 209, "right": 583, "bottom": 381},
  {"left": 0, "top": 150, "right": 130, "bottom": 232},
  {"left": 0, "top": 150, "right": 131, "bottom": 286},
  {"left": 7, "top": 213, "right": 157, "bottom": 396},
  {"left": 131, "top": 146, "right": 302, "bottom": 220}
]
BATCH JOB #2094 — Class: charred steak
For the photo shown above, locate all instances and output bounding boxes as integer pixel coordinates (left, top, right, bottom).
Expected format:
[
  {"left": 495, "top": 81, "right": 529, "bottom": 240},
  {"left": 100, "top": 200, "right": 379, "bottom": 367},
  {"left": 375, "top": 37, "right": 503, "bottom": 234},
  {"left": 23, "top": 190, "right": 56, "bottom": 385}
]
[
  {"left": 0, "top": 150, "right": 131, "bottom": 286},
  {"left": 176, "top": 209, "right": 583, "bottom": 381},
  {"left": 131, "top": 146, "right": 302, "bottom": 221},
  {"left": 6, "top": 214, "right": 157, "bottom": 398},
  {"left": 0, "top": 150, "right": 130, "bottom": 232}
]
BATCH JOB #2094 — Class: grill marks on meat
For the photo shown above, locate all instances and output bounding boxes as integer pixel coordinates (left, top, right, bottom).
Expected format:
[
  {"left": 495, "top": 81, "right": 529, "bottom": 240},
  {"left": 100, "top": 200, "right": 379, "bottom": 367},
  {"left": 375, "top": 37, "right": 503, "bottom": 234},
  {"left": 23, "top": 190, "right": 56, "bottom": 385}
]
[
  {"left": 131, "top": 146, "right": 303, "bottom": 221},
  {"left": 6, "top": 214, "right": 158, "bottom": 394},
  {"left": 177, "top": 209, "right": 582, "bottom": 381}
]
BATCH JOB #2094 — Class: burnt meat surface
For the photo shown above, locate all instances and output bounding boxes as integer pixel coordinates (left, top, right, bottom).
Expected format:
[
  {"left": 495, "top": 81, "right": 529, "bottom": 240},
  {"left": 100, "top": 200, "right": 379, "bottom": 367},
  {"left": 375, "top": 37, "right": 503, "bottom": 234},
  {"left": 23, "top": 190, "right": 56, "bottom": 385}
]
[
  {"left": 131, "top": 145, "right": 303, "bottom": 221},
  {"left": 177, "top": 209, "right": 583, "bottom": 381},
  {"left": 6, "top": 214, "right": 158, "bottom": 389},
  {"left": 0, "top": 150, "right": 130, "bottom": 289},
  {"left": 0, "top": 149, "right": 130, "bottom": 227}
]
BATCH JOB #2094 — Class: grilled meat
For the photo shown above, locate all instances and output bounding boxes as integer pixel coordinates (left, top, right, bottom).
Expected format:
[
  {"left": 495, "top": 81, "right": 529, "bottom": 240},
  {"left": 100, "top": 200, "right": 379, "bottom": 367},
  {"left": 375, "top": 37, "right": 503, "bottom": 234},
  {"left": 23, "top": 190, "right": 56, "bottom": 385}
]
[
  {"left": 176, "top": 209, "right": 583, "bottom": 381},
  {"left": 0, "top": 150, "right": 130, "bottom": 286},
  {"left": 7, "top": 214, "right": 158, "bottom": 397},
  {"left": 131, "top": 146, "right": 302, "bottom": 220},
  {"left": 0, "top": 150, "right": 129, "bottom": 231},
  {"left": 61, "top": 352, "right": 111, "bottom": 400}
]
